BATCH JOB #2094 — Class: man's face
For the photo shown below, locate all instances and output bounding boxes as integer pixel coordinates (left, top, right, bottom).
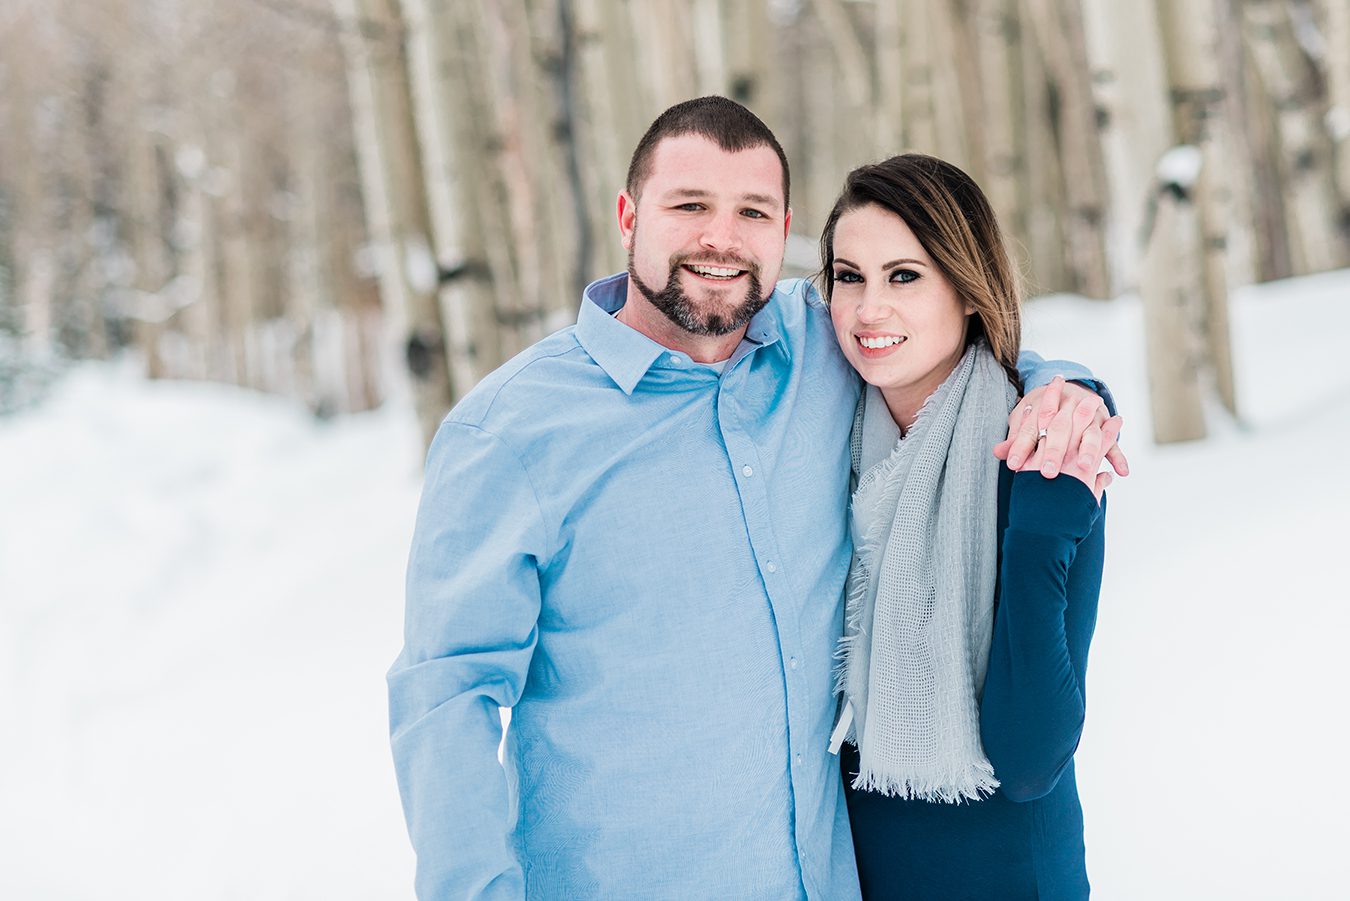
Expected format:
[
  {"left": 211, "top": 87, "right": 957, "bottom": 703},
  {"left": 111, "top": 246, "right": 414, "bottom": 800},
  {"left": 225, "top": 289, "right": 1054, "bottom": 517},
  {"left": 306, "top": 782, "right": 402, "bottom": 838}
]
[{"left": 618, "top": 134, "right": 791, "bottom": 337}]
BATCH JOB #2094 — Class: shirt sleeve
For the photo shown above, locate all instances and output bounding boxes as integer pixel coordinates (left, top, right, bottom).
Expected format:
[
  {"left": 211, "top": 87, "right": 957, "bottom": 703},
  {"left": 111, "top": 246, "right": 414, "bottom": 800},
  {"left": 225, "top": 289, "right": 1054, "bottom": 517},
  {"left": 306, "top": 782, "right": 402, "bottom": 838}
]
[
  {"left": 1016, "top": 349, "right": 1118, "bottom": 416},
  {"left": 979, "top": 472, "right": 1106, "bottom": 802},
  {"left": 388, "top": 420, "right": 550, "bottom": 900}
]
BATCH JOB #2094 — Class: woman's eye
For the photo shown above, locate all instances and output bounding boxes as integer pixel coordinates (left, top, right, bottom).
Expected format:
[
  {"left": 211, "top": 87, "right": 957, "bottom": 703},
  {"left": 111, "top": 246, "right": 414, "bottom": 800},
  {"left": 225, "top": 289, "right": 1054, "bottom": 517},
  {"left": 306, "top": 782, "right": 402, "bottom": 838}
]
[
  {"left": 832, "top": 271, "right": 861, "bottom": 284},
  {"left": 891, "top": 269, "right": 919, "bottom": 284}
]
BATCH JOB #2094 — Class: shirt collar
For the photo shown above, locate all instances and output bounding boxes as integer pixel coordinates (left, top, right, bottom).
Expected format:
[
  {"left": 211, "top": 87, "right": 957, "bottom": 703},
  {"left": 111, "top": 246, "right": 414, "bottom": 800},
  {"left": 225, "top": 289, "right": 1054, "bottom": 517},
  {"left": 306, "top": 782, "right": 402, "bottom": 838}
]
[{"left": 576, "top": 272, "right": 787, "bottom": 394}]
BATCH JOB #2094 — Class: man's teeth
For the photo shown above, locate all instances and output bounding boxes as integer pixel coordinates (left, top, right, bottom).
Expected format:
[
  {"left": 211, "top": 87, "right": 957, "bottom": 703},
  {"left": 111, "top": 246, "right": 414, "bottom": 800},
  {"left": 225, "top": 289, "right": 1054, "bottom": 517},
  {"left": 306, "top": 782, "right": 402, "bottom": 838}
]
[
  {"left": 859, "top": 335, "right": 905, "bottom": 349},
  {"left": 687, "top": 264, "right": 742, "bottom": 279}
]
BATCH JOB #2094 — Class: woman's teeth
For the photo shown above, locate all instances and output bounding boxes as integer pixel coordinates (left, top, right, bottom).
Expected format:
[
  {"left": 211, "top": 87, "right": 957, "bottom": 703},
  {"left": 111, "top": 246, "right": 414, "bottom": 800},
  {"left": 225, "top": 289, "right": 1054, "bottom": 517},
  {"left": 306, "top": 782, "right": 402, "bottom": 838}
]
[
  {"left": 687, "top": 264, "right": 742, "bottom": 279},
  {"left": 858, "top": 335, "right": 905, "bottom": 349}
]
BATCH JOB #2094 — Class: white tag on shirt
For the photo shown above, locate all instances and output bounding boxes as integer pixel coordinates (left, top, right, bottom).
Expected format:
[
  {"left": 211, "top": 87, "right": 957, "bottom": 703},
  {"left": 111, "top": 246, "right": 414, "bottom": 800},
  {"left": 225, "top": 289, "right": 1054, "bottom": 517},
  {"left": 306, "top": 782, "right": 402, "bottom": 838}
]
[{"left": 827, "top": 701, "right": 853, "bottom": 756}]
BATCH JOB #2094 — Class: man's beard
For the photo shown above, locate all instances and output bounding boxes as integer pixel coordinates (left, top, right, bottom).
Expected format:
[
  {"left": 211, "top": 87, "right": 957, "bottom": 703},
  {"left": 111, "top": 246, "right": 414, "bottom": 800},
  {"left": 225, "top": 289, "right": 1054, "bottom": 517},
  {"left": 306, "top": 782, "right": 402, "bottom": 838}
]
[{"left": 627, "top": 229, "right": 768, "bottom": 337}]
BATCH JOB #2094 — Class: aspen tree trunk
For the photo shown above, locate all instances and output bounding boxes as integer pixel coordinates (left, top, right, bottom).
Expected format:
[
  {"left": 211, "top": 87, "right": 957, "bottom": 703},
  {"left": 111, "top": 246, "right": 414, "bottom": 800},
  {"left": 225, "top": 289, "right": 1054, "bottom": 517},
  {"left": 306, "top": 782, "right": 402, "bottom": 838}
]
[
  {"left": 12, "top": 11, "right": 46, "bottom": 352},
  {"left": 126, "top": 110, "right": 171, "bottom": 379},
  {"left": 1140, "top": 156, "right": 1208, "bottom": 444},
  {"left": 1018, "top": 0, "right": 1067, "bottom": 294},
  {"left": 1240, "top": 0, "right": 1348, "bottom": 273},
  {"left": 174, "top": 134, "right": 223, "bottom": 382},
  {"left": 801, "top": 11, "right": 845, "bottom": 235},
  {"left": 453, "top": 0, "right": 549, "bottom": 362},
  {"left": 59, "top": 55, "right": 108, "bottom": 360},
  {"left": 811, "top": 0, "right": 872, "bottom": 118},
  {"left": 1212, "top": 0, "right": 1259, "bottom": 290},
  {"left": 466, "top": 0, "right": 547, "bottom": 355},
  {"left": 922, "top": 0, "right": 976, "bottom": 171},
  {"left": 285, "top": 39, "right": 332, "bottom": 412},
  {"left": 1226, "top": 9, "right": 1294, "bottom": 281},
  {"left": 691, "top": 0, "right": 728, "bottom": 95},
  {"left": 1155, "top": 0, "right": 1237, "bottom": 414},
  {"left": 504, "top": 0, "right": 579, "bottom": 326},
  {"left": 942, "top": 0, "right": 986, "bottom": 180},
  {"left": 874, "top": 0, "right": 905, "bottom": 155},
  {"left": 217, "top": 78, "right": 263, "bottom": 388},
  {"left": 724, "top": 0, "right": 773, "bottom": 109},
  {"left": 811, "top": 0, "right": 877, "bottom": 185},
  {"left": 904, "top": 0, "right": 940, "bottom": 153},
  {"left": 1023, "top": 0, "right": 1111, "bottom": 298},
  {"left": 1080, "top": 0, "right": 1174, "bottom": 294},
  {"left": 334, "top": 0, "right": 454, "bottom": 445},
  {"left": 401, "top": 0, "right": 507, "bottom": 389},
  {"left": 630, "top": 0, "right": 698, "bottom": 111},
  {"left": 570, "top": 0, "right": 640, "bottom": 277},
  {"left": 975, "top": 0, "right": 1029, "bottom": 267},
  {"left": 1321, "top": 0, "right": 1350, "bottom": 214}
]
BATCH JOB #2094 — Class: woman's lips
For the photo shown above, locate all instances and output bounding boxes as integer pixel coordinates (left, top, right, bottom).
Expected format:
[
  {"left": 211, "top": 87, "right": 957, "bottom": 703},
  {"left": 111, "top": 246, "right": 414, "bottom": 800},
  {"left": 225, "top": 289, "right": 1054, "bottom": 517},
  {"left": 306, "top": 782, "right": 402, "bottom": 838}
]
[{"left": 855, "top": 334, "right": 906, "bottom": 358}]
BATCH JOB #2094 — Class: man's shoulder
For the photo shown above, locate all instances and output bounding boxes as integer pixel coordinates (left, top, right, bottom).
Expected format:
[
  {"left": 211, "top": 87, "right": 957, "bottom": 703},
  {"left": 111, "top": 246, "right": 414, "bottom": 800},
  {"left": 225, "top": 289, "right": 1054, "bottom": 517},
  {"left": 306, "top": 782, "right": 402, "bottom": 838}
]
[
  {"left": 772, "top": 276, "right": 823, "bottom": 306},
  {"left": 771, "top": 277, "right": 830, "bottom": 329},
  {"left": 446, "top": 327, "right": 592, "bottom": 430}
]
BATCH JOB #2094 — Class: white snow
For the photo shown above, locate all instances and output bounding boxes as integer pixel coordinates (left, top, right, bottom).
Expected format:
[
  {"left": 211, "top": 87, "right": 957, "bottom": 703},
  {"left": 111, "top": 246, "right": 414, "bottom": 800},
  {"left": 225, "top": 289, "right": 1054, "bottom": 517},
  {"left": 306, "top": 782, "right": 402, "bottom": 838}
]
[
  {"left": 1154, "top": 144, "right": 1202, "bottom": 188},
  {"left": 2, "top": 270, "right": 1347, "bottom": 899}
]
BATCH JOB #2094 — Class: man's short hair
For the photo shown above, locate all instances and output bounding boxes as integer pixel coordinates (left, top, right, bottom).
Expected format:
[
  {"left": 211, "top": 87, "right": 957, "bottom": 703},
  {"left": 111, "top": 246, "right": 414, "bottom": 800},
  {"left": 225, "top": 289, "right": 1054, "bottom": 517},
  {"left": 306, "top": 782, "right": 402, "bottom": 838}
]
[{"left": 625, "top": 96, "right": 790, "bottom": 208}]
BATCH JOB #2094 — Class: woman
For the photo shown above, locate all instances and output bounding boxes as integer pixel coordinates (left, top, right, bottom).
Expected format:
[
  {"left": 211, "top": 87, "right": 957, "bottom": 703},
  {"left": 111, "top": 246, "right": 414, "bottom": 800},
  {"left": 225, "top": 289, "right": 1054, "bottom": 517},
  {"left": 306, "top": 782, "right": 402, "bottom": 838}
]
[{"left": 822, "top": 154, "right": 1118, "bottom": 900}]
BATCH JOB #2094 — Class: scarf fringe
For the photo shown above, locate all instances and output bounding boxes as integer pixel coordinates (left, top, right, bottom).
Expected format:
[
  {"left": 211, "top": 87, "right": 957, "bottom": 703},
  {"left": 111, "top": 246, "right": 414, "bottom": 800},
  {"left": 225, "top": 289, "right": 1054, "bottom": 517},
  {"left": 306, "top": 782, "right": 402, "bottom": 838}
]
[{"left": 849, "top": 756, "right": 1000, "bottom": 804}]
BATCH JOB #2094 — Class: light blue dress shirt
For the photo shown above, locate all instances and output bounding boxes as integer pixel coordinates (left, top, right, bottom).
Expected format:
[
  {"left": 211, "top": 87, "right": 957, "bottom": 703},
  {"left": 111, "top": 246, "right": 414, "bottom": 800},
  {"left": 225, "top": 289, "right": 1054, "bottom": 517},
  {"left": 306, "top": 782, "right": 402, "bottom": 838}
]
[{"left": 389, "top": 273, "right": 1100, "bottom": 900}]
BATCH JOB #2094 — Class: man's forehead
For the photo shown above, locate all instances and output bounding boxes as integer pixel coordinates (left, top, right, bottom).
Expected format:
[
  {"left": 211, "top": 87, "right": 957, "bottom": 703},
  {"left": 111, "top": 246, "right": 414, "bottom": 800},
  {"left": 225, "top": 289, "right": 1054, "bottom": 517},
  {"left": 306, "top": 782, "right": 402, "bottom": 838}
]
[
  {"left": 657, "top": 186, "right": 782, "bottom": 207},
  {"left": 645, "top": 134, "right": 786, "bottom": 206}
]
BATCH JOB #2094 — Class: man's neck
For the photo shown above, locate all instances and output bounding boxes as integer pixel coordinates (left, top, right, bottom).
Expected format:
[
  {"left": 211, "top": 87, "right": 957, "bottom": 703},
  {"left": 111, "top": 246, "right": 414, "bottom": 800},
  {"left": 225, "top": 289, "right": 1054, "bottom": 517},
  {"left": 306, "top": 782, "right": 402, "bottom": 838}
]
[{"left": 614, "top": 289, "right": 746, "bottom": 364}]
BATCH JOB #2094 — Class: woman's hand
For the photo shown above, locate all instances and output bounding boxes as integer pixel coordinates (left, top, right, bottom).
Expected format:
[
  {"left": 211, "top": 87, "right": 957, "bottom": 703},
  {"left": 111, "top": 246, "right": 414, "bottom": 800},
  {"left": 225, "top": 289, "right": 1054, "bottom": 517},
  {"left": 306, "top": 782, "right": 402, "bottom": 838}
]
[{"left": 999, "top": 377, "right": 1122, "bottom": 501}]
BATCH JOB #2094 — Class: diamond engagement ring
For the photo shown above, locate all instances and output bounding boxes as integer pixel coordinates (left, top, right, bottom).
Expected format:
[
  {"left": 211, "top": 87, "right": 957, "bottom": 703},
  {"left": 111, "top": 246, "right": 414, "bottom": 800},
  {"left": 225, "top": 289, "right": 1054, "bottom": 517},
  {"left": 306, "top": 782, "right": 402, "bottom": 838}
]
[{"left": 1036, "top": 428, "right": 1049, "bottom": 440}]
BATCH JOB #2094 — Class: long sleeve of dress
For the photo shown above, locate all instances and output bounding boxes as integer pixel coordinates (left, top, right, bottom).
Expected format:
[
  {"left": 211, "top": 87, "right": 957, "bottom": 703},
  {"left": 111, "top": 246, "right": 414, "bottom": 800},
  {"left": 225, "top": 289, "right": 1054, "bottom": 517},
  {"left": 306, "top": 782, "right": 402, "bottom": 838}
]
[{"left": 979, "top": 472, "right": 1106, "bottom": 803}]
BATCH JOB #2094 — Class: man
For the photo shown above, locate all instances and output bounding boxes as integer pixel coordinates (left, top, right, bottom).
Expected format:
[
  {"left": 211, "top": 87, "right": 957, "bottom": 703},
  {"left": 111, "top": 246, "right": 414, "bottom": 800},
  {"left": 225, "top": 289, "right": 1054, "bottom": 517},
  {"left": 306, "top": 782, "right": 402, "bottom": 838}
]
[{"left": 389, "top": 96, "right": 1122, "bottom": 900}]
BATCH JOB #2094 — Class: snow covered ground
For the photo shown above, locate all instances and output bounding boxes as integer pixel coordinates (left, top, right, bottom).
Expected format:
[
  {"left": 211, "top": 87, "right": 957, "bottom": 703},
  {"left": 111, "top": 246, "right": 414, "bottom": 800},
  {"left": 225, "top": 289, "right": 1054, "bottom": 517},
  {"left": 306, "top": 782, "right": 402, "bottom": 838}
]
[{"left": 2, "top": 270, "right": 1347, "bottom": 899}]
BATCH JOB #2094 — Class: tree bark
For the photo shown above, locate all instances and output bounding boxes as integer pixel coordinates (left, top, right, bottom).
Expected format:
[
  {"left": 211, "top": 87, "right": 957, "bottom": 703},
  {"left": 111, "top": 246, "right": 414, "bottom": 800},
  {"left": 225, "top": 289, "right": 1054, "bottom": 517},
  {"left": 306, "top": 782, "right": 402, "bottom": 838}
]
[
  {"left": 1240, "top": 0, "right": 1348, "bottom": 273},
  {"left": 1156, "top": 0, "right": 1237, "bottom": 414},
  {"left": 334, "top": 0, "right": 454, "bottom": 445},
  {"left": 1140, "top": 165, "right": 1208, "bottom": 444}
]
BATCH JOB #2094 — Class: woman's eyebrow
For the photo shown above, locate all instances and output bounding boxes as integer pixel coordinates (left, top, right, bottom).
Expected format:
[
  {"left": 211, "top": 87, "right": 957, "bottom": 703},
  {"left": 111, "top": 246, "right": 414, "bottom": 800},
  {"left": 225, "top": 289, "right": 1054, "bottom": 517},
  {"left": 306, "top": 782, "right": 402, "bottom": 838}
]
[{"left": 832, "top": 257, "right": 927, "bottom": 269}]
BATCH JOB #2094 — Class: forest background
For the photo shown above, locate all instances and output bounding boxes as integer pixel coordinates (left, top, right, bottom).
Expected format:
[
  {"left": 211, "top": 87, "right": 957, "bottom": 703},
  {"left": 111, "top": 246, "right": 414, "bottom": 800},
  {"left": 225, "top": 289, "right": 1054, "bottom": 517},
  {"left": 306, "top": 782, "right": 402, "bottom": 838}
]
[{"left": 4, "top": 0, "right": 1350, "bottom": 443}]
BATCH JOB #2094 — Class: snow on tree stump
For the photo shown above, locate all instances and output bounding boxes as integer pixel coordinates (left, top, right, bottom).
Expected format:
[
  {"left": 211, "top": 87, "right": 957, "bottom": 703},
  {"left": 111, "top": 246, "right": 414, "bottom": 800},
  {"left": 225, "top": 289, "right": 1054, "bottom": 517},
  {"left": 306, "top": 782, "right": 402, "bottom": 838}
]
[{"left": 1140, "top": 146, "right": 1208, "bottom": 444}]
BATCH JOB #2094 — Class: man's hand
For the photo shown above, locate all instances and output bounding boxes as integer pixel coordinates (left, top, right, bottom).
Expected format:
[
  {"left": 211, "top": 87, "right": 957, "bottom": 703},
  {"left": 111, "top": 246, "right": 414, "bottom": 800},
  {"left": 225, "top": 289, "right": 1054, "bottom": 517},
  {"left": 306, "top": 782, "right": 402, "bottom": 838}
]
[{"left": 993, "top": 376, "right": 1129, "bottom": 489}]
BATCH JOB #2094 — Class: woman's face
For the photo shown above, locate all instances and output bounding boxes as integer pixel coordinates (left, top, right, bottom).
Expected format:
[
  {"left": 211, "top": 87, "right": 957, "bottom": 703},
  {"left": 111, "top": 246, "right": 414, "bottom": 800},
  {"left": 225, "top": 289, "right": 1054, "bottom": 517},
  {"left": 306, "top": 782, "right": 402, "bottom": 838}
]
[{"left": 829, "top": 204, "right": 974, "bottom": 416}]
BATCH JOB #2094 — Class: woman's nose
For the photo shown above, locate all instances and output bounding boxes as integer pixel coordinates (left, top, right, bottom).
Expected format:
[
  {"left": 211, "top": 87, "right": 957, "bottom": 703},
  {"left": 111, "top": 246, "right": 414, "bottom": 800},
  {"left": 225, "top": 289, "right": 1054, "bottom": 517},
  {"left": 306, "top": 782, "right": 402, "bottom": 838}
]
[{"left": 856, "top": 289, "right": 893, "bottom": 324}]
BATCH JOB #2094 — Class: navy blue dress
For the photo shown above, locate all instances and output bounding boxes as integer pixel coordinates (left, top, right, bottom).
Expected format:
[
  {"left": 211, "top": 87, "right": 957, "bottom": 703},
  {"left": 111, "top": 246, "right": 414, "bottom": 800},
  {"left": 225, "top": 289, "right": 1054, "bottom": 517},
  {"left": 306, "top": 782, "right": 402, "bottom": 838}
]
[{"left": 842, "top": 469, "right": 1107, "bottom": 901}]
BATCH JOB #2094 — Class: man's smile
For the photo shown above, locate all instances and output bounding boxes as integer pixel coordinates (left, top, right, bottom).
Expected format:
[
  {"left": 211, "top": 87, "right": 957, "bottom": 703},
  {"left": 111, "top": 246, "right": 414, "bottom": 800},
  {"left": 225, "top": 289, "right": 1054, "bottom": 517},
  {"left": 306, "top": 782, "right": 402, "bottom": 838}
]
[{"left": 682, "top": 263, "right": 748, "bottom": 281}]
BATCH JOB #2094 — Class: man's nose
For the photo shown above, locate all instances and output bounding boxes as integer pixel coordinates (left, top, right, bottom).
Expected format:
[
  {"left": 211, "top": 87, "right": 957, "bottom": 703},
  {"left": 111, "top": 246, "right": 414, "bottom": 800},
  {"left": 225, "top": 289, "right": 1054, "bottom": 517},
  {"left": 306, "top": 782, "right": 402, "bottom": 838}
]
[{"left": 698, "top": 211, "right": 742, "bottom": 253}]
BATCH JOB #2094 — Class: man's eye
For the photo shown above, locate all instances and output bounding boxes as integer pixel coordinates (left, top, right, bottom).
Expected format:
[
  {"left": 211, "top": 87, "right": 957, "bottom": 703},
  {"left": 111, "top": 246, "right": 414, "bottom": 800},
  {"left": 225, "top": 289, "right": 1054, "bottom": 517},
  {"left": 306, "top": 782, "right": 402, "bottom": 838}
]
[
  {"left": 742, "top": 209, "right": 766, "bottom": 219},
  {"left": 892, "top": 269, "right": 919, "bottom": 284},
  {"left": 832, "top": 271, "right": 861, "bottom": 284},
  {"left": 676, "top": 203, "right": 704, "bottom": 211}
]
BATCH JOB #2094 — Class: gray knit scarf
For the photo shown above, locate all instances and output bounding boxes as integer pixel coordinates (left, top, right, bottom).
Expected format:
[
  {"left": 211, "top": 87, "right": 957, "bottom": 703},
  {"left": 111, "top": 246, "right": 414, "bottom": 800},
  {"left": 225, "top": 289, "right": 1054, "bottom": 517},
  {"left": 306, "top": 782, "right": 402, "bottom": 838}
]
[{"left": 830, "top": 341, "right": 1019, "bottom": 802}]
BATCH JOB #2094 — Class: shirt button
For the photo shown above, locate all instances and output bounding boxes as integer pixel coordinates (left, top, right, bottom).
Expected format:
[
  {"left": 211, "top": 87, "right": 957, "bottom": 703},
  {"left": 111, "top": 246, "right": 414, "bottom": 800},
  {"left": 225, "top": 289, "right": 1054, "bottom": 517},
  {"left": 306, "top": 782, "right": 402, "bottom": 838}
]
[
  {"left": 766, "top": 561, "right": 777, "bottom": 573},
  {"left": 741, "top": 465, "right": 754, "bottom": 477},
  {"left": 789, "top": 657, "right": 798, "bottom": 670},
  {"left": 669, "top": 354, "right": 684, "bottom": 365},
  {"left": 795, "top": 754, "right": 803, "bottom": 766}
]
